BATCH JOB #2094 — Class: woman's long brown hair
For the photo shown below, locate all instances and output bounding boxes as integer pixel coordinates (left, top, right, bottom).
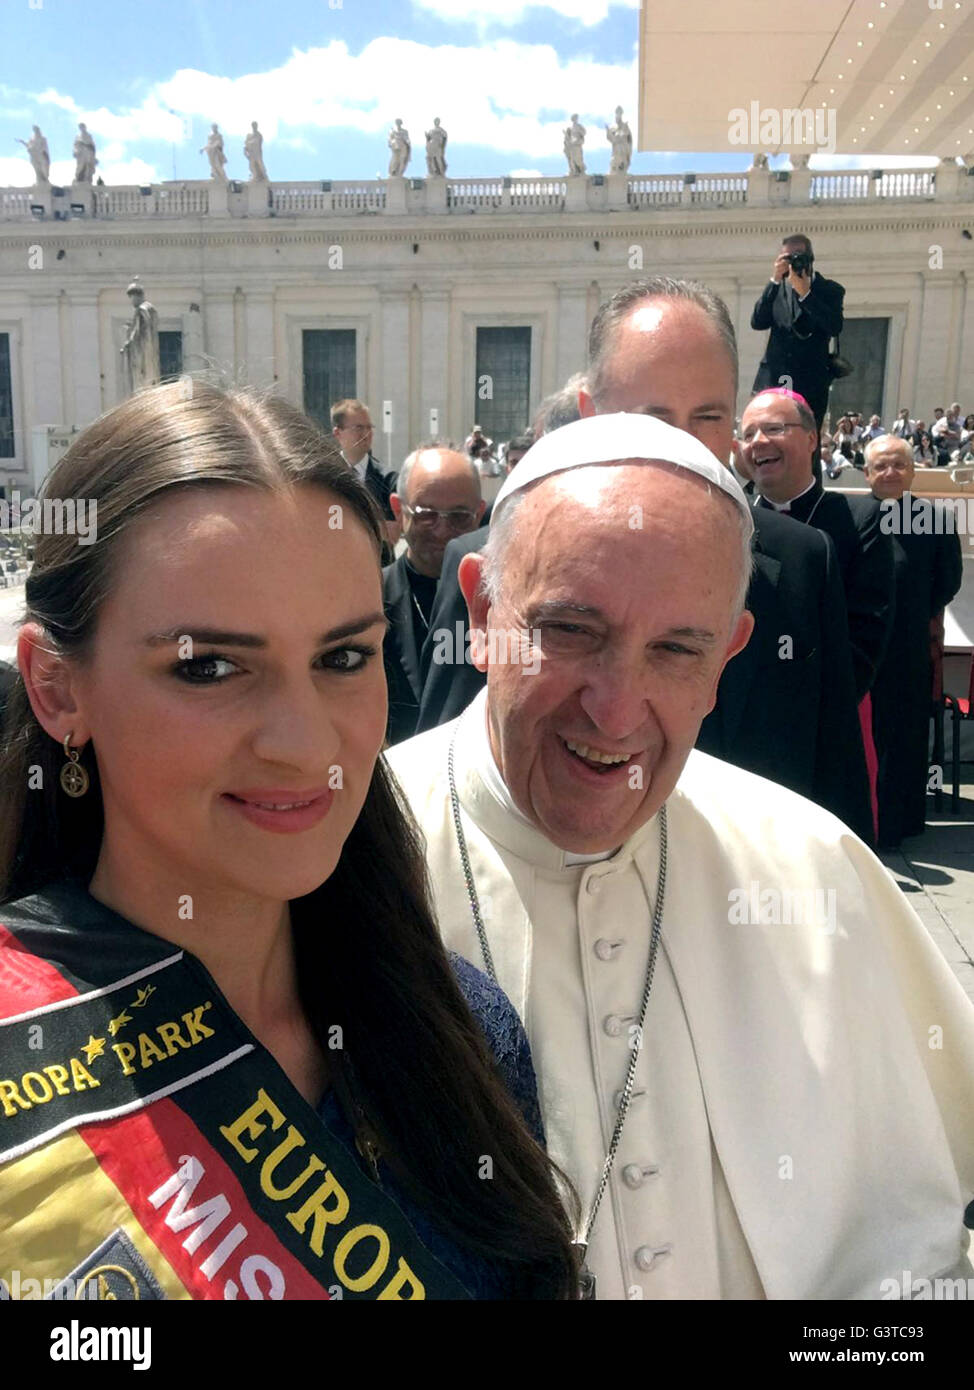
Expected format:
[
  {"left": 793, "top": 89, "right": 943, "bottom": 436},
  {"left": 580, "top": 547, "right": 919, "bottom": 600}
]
[{"left": 0, "top": 381, "right": 579, "bottom": 1298}]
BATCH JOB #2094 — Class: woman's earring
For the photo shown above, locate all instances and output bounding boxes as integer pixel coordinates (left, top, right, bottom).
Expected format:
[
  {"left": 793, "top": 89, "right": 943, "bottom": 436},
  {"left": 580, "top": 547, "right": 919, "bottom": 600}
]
[{"left": 60, "top": 732, "right": 90, "bottom": 798}]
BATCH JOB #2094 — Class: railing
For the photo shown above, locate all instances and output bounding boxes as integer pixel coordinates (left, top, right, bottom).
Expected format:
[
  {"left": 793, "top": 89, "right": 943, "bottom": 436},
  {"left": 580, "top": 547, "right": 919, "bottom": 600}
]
[
  {"left": 447, "top": 179, "right": 505, "bottom": 210},
  {"left": 1, "top": 166, "right": 969, "bottom": 222},
  {"left": 689, "top": 175, "right": 748, "bottom": 204},
  {"left": 0, "top": 188, "right": 35, "bottom": 219},
  {"left": 628, "top": 176, "right": 683, "bottom": 207}
]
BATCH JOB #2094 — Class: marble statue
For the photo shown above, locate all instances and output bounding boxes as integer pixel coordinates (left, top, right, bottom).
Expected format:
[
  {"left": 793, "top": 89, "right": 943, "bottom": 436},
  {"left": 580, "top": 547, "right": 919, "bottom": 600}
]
[
  {"left": 244, "top": 121, "right": 268, "bottom": 181},
  {"left": 120, "top": 280, "right": 161, "bottom": 395},
  {"left": 605, "top": 106, "right": 632, "bottom": 174},
  {"left": 749, "top": 152, "right": 769, "bottom": 170},
  {"left": 388, "top": 119, "right": 411, "bottom": 177},
  {"left": 791, "top": 153, "right": 810, "bottom": 170},
  {"left": 72, "top": 123, "right": 97, "bottom": 183},
  {"left": 563, "top": 114, "right": 586, "bottom": 177},
  {"left": 425, "top": 117, "right": 447, "bottom": 177},
  {"left": 201, "top": 124, "right": 228, "bottom": 182},
  {"left": 16, "top": 125, "right": 50, "bottom": 183}
]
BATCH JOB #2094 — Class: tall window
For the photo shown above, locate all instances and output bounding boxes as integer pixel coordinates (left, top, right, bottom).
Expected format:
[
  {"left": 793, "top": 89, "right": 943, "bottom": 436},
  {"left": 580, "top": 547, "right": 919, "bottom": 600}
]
[
  {"left": 0, "top": 333, "right": 13, "bottom": 459},
  {"left": 475, "top": 327, "right": 531, "bottom": 442},
  {"left": 303, "top": 330, "right": 356, "bottom": 431},
  {"left": 158, "top": 330, "right": 183, "bottom": 382},
  {"left": 828, "top": 318, "right": 889, "bottom": 422}
]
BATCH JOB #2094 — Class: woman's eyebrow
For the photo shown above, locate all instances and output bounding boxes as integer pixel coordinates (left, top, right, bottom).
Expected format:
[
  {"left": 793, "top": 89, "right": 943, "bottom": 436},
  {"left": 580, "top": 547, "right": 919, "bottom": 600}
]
[{"left": 143, "top": 613, "right": 389, "bottom": 648}]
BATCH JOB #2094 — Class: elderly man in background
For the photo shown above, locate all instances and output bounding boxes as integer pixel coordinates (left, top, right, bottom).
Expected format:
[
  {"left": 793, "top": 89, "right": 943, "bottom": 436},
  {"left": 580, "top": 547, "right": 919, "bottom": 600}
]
[
  {"left": 382, "top": 443, "right": 485, "bottom": 745},
  {"left": 414, "top": 382, "right": 584, "bottom": 734},
  {"left": 864, "top": 435, "right": 964, "bottom": 847},
  {"left": 387, "top": 412, "right": 974, "bottom": 1299}
]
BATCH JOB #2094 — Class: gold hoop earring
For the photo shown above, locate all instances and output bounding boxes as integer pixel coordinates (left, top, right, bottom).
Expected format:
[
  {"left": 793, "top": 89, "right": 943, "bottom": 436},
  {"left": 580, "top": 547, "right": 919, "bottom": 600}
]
[{"left": 60, "top": 732, "right": 90, "bottom": 798}]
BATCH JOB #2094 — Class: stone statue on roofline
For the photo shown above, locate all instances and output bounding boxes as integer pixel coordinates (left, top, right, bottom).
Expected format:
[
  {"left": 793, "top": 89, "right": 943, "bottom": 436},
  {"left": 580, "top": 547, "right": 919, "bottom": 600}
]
[
  {"left": 73, "top": 123, "right": 97, "bottom": 183},
  {"left": 606, "top": 106, "right": 632, "bottom": 173},
  {"left": 425, "top": 118, "right": 447, "bottom": 177},
  {"left": 244, "top": 121, "right": 268, "bottom": 181},
  {"left": 388, "top": 119, "right": 411, "bottom": 177},
  {"left": 16, "top": 126, "right": 50, "bottom": 183},
  {"left": 201, "top": 124, "right": 228, "bottom": 182},
  {"left": 563, "top": 114, "right": 586, "bottom": 176}
]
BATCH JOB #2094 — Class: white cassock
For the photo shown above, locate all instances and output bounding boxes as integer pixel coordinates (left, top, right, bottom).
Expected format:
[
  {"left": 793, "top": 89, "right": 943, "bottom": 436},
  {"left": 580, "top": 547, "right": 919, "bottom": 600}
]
[{"left": 386, "top": 689, "right": 974, "bottom": 1300}]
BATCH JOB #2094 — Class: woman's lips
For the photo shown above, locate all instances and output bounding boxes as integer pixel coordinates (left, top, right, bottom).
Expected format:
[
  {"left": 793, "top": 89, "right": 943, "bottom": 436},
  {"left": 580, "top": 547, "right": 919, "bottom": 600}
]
[{"left": 221, "top": 787, "right": 334, "bottom": 834}]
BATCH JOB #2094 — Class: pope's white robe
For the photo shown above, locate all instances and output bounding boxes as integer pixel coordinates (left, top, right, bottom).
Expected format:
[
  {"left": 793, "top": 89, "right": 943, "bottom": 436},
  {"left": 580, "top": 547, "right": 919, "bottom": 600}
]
[{"left": 385, "top": 690, "right": 974, "bottom": 1300}]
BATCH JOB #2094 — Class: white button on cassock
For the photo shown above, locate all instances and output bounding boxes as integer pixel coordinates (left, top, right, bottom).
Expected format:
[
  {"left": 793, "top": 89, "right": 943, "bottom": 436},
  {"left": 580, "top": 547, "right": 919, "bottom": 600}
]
[
  {"left": 634, "top": 1244, "right": 672, "bottom": 1273},
  {"left": 586, "top": 876, "right": 602, "bottom": 895},
  {"left": 603, "top": 1013, "right": 635, "bottom": 1037},
  {"left": 594, "top": 938, "right": 622, "bottom": 960},
  {"left": 622, "top": 1163, "right": 660, "bottom": 1189}
]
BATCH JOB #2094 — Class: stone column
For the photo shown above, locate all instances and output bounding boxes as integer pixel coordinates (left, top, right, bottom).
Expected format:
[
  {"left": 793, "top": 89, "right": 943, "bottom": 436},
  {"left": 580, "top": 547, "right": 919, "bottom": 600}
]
[
  {"left": 386, "top": 177, "right": 407, "bottom": 214},
  {"left": 70, "top": 294, "right": 101, "bottom": 426},
  {"left": 379, "top": 289, "right": 410, "bottom": 466},
  {"left": 565, "top": 176, "right": 589, "bottom": 212},
  {"left": 247, "top": 180, "right": 271, "bottom": 216},
  {"left": 68, "top": 182, "right": 94, "bottom": 217},
  {"left": 426, "top": 178, "right": 447, "bottom": 214},
  {"left": 204, "top": 293, "right": 237, "bottom": 383},
  {"left": 913, "top": 274, "right": 955, "bottom": 420},
  {"left": 555, "top": 285, "right": 589, "bottom": 390},
  {"left": 242, "top": 289, "right": 275, "bottom": 387},
  {"left": 419, "top": 287, "right": 450, "bottom": 443},
  {"left": 607, "top": 172, "right": 629, "bottom": 211},
  {"left": 29, "top": 295, "right": 62, "bottom": 424},
  {"left": 746, "top": 166, "right": 771, "bottom": 207},
  {"left": 934, "top": 156, "right": 962, "bottom": 202},
  {"left": 209, "top": 181, "right": 230, "bottom": 217},
  {"left": 183, "top": 301, "right": 205, "bottom": 375}
]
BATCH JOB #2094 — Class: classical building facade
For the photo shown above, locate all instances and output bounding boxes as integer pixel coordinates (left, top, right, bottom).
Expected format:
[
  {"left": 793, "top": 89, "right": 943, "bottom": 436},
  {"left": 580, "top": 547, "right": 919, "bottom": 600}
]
[{"left": 1, "top": 161, "right": 973, "bottom": 488}]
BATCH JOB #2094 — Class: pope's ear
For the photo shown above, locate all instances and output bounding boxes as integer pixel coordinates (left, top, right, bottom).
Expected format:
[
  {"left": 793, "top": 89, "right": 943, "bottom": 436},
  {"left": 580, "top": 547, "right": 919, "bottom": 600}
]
[
  {"left": 703, "top": 609, "right": 754, "bottom": 715},
  {"left": 17, "top": 621, "right": 90, "bottom": 746},
  {"left": 458, "top": 552, "right": 490, "bottom": 673}
]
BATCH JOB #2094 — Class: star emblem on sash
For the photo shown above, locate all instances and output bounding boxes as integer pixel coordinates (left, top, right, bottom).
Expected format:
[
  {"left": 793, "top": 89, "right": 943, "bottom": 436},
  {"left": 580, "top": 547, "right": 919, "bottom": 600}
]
[{"left": 81, "top": 1035, "right": 105, "bottom": 1064}]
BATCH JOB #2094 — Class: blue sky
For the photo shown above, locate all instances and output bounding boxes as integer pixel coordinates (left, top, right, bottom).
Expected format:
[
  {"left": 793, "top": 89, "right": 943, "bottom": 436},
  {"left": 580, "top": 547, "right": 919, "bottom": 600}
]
[{"left": 0, "top": 0, "right": 930, "bottom": 187}]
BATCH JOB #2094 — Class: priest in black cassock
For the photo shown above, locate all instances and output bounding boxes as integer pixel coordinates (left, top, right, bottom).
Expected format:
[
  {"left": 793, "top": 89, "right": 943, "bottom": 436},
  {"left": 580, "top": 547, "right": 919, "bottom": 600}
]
[{"left": 863, "top": 435, "right": 964, "bottom": 847}]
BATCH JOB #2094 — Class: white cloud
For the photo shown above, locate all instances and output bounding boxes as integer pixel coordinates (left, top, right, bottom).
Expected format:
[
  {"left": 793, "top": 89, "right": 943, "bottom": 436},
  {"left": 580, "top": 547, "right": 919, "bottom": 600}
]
[
  {"left": 509, "top": 167, "right": 545, "bottom": 176},
  {"left": 411, "top": 0, "right": 638, "bottom": 27},
  {"left": 156, "top": 38, "right": 636, "bottom": 164},
  {"left": 10, "top": 36, "right": 636, "bottom": 180}
]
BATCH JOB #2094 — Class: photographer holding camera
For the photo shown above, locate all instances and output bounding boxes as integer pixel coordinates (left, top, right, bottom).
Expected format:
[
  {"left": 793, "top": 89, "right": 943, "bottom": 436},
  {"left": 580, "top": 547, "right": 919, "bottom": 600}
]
[{"left": 751, "top": 234, "right": 845, "bottom": 429}]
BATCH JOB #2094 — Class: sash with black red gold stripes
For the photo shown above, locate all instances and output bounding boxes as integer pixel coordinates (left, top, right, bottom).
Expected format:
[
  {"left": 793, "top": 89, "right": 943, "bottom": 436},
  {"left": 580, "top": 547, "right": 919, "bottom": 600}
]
[{"left": 0, "top": 883, "right": 471, "bottom": 1301}]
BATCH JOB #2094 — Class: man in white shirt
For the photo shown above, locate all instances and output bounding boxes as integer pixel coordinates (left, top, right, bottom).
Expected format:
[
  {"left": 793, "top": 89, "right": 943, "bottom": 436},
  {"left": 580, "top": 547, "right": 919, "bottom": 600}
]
[
  {"left": 330, "top": 398, "right": 401, "bottom": 551},
  {"left": 387, "top": 412, "right": 974, "bottom": 1299}
]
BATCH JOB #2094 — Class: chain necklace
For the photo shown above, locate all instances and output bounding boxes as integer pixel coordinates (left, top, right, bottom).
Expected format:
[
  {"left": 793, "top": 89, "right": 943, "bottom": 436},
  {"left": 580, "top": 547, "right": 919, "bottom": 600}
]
[{"left": 446, "top": 721, "right": 668, "bottom": 1299}]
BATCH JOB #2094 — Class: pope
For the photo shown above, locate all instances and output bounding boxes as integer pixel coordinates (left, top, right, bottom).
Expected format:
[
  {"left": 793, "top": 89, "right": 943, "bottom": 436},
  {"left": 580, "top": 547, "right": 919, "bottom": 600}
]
[{"left": 386, "top": 411, "right": 974, "bottom": 1300}]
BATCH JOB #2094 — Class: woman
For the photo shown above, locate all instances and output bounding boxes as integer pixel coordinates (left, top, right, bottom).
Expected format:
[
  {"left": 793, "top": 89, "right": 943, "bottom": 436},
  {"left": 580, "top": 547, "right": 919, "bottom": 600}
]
[
  {"left": 913, "top": 429, "right": 936, "bottom": 466},
  {"left": 0, "top": 382, "right": 578, "bottom": 1301}
]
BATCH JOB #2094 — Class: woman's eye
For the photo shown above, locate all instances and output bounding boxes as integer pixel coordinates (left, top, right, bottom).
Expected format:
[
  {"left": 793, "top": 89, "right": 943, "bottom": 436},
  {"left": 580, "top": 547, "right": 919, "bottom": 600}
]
[
  {"left": 173, "top": 655, "right": 240, "bottom": 683},
  {"left": 321, "top": 644, "right": 376, "bottom": 671}
]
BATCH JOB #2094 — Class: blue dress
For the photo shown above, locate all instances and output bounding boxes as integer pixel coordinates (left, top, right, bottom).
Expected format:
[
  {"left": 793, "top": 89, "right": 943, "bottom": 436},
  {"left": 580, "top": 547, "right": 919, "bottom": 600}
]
[{"left": 317, "top": 952, "right": 549, "bottom": 1300}]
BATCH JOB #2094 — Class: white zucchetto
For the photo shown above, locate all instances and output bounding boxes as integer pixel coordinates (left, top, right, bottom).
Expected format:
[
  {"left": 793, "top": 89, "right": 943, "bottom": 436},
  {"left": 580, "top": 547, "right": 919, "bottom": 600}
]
[{"left": 491, "top": 411, "right": 754, "bottom": 537}]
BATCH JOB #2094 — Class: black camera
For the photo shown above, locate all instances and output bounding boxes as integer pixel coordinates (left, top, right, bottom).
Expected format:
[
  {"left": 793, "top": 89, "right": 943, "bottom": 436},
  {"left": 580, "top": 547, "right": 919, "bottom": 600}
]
[{"left": 786, "top": 249, "right": 813, "bottom": 276}]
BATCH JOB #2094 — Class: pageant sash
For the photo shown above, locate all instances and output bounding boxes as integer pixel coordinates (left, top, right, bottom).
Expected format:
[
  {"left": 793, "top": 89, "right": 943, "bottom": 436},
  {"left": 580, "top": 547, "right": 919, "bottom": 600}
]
[{"left": 0, "top": 895, "right": 471, "bottom": 1301}]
